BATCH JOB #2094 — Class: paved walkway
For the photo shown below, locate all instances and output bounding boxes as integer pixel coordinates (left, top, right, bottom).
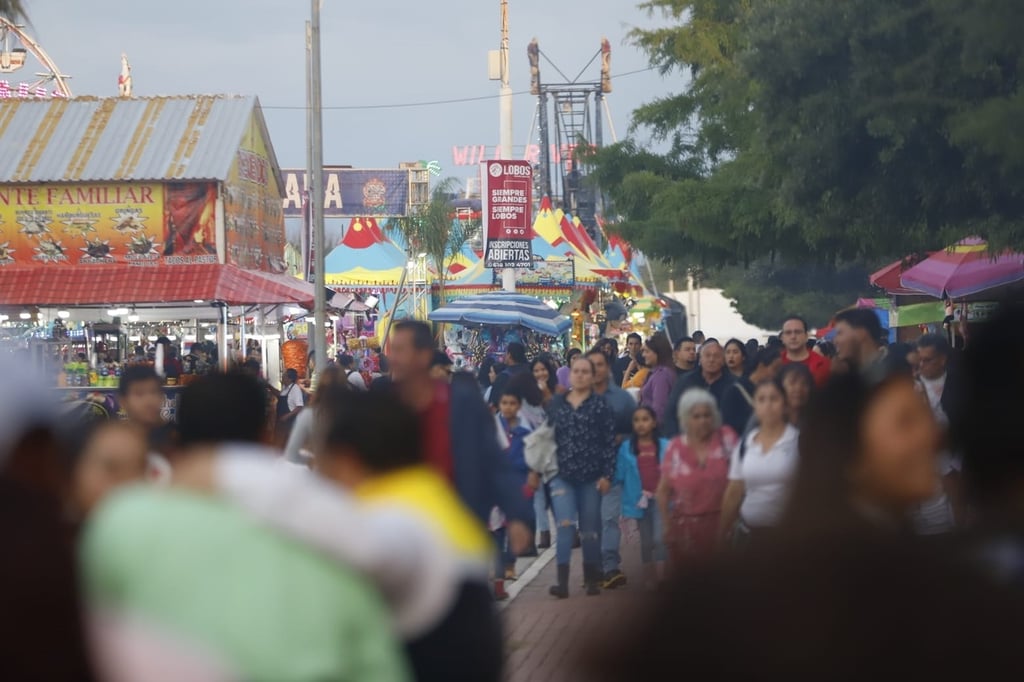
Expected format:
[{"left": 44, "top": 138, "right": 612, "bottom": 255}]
[{"left": 501, "top": 531, "right": 648, "bottom": 682}]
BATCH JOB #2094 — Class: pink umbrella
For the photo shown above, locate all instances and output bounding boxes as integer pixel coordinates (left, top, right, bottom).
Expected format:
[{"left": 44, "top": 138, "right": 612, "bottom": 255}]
[{"left": 899, "top": 237, "right": 1024, "bottom": 299}]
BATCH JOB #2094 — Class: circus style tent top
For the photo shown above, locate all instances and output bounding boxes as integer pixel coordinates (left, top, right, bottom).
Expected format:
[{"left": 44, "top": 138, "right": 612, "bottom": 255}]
[{"left": 324, "top": 217, "right": 406, "bottom": 290}]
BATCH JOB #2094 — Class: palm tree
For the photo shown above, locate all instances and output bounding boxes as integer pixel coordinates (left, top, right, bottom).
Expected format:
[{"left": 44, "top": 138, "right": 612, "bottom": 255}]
[
  {"left": 0, "top": 1, "right": 25, "bottom": 19},
  {"left": 389, "top": 177, "right": 473, "bottom": 311}
]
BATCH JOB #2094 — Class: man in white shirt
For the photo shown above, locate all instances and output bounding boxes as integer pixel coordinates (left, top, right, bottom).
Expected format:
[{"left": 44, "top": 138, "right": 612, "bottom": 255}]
[
  {"left": 338, "top": 354, "right": 367, "bottom": 391},
  {"left": 912, "top": 333, "right": 961, "bottom": 535}
]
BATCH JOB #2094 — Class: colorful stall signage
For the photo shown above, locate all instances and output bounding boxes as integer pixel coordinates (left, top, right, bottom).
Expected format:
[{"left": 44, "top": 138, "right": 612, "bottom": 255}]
[
  {"left": 223, "top": 117, "right": 287, "bottom": 273},
  {"left": 492, "top": 257, "right": 574, "bottom": 287},
  {"left": 281, "top": 168, "right": 411, "bottom": 218},
  {"left": 0, "top": 182, "right": 218, "bottom": 266},
  {"left": 481, "top": 160, "right": 533, "bottom": 268}
]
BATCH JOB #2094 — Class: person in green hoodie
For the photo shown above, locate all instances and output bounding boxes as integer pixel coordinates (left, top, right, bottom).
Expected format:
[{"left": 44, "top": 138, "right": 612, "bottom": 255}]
[{"left": 81, "top": 372, "right": 408, "bottom": 682}]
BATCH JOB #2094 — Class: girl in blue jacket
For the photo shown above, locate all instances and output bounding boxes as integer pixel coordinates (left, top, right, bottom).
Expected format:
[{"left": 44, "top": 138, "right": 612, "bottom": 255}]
[{"left": 615, "top": 406, "right": 670, "bottom": 589}]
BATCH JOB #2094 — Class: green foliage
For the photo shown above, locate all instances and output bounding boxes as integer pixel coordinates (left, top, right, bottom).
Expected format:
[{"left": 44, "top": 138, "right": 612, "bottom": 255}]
[
  {"left": 705, "top": 262, "right": 876, "bottom": 330},
  {"left": 592, "top": 0, "right": 1023, "bottom": 322},
  {"left": 0, "top": 1, "right": 24, "bottom": 20}
]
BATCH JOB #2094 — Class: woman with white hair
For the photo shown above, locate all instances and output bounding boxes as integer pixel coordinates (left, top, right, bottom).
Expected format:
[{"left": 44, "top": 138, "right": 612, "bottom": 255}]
[{"left": 656, "top": 388, "right": 739, "bottom": 564}]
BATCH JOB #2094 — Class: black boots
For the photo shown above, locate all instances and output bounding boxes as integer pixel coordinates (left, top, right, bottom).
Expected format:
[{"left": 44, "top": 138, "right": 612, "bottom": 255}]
[
  {"left": 537, "top": 530, "right": 552, "bottom": 549},
  {"left": 549, "top": 564, "right": 569, "bottom": 599},
  {"left": 583, "top": 563, "right": 602, "bottom": 597}
]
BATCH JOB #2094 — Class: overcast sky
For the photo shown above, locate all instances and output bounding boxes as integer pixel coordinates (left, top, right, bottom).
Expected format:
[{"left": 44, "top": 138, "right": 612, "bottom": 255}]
[{"left": 23, "top": 0, "right": 677, "bottom": 183}]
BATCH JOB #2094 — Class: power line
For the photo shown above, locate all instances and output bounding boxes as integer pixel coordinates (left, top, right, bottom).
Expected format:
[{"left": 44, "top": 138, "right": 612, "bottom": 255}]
[{"left": 262, "top": 66, "right": 657, "bottom": 112}]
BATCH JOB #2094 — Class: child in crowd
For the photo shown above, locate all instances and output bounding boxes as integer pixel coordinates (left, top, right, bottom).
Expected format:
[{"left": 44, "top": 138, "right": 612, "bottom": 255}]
[
  {"left": 491, "top": 389, "right": 534, "bottom": 600},
  {"left": 615, "top": 406, "right": 670, "bottom": 590}
]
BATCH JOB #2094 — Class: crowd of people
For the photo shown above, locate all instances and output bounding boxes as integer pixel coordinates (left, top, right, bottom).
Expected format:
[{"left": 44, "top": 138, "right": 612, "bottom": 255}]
[{"left": 5, "top": 304, "right": 1024, "bottom": 680}]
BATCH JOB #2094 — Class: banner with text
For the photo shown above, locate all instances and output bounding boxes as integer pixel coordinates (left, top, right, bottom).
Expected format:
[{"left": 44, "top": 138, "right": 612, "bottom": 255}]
[
  {"left": 492, "top": 257, "right": 574, "bottom": 288},
  {"left": 482, "top": 160, "right": 533, "bottom": 268},
  {"left": 0, "top": 183, "right": 219, "bottom": 266},
  {"left": 281, "top": 168, "right": 410, "bottom": 218}
]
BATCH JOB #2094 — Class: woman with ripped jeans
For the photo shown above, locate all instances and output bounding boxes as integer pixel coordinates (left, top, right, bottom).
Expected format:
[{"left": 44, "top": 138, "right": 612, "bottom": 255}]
[{"left": 544, "top": 356, "right": 616, "bottom": 598}]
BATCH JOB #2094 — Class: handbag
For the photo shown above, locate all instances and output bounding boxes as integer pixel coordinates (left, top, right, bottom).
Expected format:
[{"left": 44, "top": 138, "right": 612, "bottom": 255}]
[{"left": 524, "top": 419, "right": 559, "bottom": 483}]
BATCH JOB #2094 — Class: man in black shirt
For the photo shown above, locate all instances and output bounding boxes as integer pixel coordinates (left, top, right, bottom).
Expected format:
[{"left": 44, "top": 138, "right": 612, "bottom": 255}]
[
  {"left": 612, "top": 333, "right": 642, "bottom": 387},
  {"left": 663, "top": 339, "right": 735, "bottom": 437},
  {"left": 673, "top": 336, "right": 697, "bottom": 377},
  {"left": 488, "top": 342, "right": 529, "bottom": 409}
]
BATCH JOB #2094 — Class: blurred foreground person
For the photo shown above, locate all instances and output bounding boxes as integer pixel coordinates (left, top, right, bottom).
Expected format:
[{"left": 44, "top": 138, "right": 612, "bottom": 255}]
[
  {"left": 62, "top": 419, "right": 148, "bottom": 524},
  {"left": 0, "top": 358, "right": 97, "bottom": 682},
  {"left": 118, "top": 365, "right": 174, "bottom": 483},
  {"left": 283, "top": 364, "right": 347, "bottom": 465},
  {"left": 952, "top": 304, "right": 1024, "bottom": 586},
  {"left": 173, "top": 384, "right": 501, "bottom": 681},
  {"left": 82, "top": 373, "right": 407, "bottom": 682},
  {"left": 588, "top": 371, "right": 1024, "bottom": 680},
  {"left": 385, "top": 321, "right": 532, "bottom": 552}
]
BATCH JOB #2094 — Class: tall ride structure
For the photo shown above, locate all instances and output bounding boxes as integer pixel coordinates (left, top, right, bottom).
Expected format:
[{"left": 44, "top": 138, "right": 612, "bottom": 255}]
[{"left": 528, "top": 37, "right": 614, "bottom": 245}]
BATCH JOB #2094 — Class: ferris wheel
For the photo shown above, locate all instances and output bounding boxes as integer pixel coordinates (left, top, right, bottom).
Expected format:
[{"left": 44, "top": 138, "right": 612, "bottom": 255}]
[{"left": 0, "top": 16, "right": 71, "bottom": 98}]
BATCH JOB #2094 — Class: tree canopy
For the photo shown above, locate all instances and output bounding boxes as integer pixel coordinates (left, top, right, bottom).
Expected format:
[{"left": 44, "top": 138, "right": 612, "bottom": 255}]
[
  {"left": 591, "top": 0, "right": 1024, "bottom": 326},
  {"left": 0, "top": 1, "right": 24, "bottom": 19}
]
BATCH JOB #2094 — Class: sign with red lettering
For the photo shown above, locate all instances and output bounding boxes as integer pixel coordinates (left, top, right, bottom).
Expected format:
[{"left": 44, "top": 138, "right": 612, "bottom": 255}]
[
  {"left": 0, "top": 182, "right": 216, "bottom": 266},
  {"left": 481, "top": 160, "right": 533, "bottom": 269}
]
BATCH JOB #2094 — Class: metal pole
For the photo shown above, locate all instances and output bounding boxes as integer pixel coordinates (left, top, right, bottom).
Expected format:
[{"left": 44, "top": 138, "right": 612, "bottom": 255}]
[
  {"left": 499, "top": 0, "right": 513, "bottom": 160},
  {"left": 538, "top": 89, "right": 551, "bottom": 198},
  {"left": 303, "top": 20, "right": 313, "bottom": 282},
  {"left": 499, "top": 0, "right": 517, "bottom": 293},
  {"left": 309, "top": 0, "right": 327, "bottom": 386}
]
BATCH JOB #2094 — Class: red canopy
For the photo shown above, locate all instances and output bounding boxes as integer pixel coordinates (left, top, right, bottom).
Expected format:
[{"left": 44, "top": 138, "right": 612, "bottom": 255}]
[
  {"left": 869, "top": 254, "right": 935, "bottom": 296},
  {"left": 0, "top": 264, "right": 315, "bottom": 307}
]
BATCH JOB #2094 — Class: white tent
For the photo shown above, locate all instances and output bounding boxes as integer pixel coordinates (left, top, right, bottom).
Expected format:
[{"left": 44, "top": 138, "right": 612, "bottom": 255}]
[{"left": 663, "top": 290, "right": 777, "bottom": 343}]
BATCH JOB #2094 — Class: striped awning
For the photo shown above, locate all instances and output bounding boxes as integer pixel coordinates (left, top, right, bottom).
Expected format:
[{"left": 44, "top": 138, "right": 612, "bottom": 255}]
[{"left": 428, "top": 290, "right": 571, "bottom": 336}]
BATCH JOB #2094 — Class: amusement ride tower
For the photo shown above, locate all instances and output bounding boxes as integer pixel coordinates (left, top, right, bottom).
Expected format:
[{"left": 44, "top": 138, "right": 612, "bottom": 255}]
[{"left": 527, "top": 37, "right": 615, "bottom": 244}]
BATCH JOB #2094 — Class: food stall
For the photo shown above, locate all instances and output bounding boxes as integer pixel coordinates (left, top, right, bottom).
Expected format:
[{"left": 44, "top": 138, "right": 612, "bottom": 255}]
[{"left": 0, "top": 94, "right": 314, "bottom": 417}]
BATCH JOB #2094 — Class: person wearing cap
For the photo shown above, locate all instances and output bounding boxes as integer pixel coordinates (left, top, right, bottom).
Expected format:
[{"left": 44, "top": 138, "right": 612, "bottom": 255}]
[{"left": 430, "top": 350, "right": 454, "bottom": 381}]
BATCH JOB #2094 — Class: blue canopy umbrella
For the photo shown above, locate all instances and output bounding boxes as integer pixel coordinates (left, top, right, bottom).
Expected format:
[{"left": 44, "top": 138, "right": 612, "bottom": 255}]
[{"left": 428, "top": 291, "right": 572, "bottom": 336}]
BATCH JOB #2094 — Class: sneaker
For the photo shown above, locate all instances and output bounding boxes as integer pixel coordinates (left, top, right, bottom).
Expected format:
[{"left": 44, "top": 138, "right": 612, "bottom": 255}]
[
  {"left": 504, "top": 567, "right": 518, "bottom": 581},
  {"left": 494, "top": 581, "right": 509, "bottom": 601},
  {"left": 602, "top": 570, "right": 627, "bottom": 590}
]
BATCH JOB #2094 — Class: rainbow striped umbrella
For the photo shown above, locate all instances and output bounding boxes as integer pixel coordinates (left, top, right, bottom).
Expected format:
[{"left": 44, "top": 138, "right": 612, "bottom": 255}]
[{"left": 900, "top": 237, "right": 1024, "bottom": 299}]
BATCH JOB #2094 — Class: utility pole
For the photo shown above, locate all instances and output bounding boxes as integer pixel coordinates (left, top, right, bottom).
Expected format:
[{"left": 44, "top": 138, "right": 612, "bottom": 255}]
[
  {"left": 499, "top": 0, "right": 513, "bottom": 161},
  {"left": 309, "top": 0, "right": 327, "bottom": 384},
  {"left": 303, "top": 21, "right": 312, "bottom": 284},
  {"left": 499, "top": 0, "right": 517, "bottom": 292}
]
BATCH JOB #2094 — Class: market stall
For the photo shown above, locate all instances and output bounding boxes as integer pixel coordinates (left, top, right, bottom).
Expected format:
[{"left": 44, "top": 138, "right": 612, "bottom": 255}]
[
  {"left": 428, "top": 290, "right": 572, "bottom": 370},
  {"left": 0, "top": 94, "right": 311, "bottom": 414}
]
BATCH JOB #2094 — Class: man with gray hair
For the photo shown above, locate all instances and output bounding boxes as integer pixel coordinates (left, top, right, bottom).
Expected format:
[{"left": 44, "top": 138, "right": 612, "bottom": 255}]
[{"left": 663, "top": 339, "right": 735, "bottom": 437}]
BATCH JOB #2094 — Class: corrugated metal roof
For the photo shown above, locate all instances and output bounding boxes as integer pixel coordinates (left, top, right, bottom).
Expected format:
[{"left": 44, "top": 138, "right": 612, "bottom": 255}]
[{"left": 0, "top": 95, "right": 262, "bottom": 183}]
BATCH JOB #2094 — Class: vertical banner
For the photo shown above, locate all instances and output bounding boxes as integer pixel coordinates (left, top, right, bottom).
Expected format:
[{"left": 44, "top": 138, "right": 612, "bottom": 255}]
[{"left": 481, "top": 160, "right": 533, "bottom": 268}]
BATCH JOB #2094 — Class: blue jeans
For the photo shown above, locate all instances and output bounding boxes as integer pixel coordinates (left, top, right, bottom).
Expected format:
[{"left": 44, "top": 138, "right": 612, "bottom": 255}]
[
  {"left": 533, "top": 482, "right": 551, "bottom": 533},
  {"left": 549, "top": 476, "right": 601, "bottom": 567},
  {"left": 636, "top": 505, "right": 666, "bottom": 564},
  {"left": 600, "top": 484, "right": 623, "bottom": 574},
  {"left": 492, "top": 528, "right": 515, "bottom": 575}
]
